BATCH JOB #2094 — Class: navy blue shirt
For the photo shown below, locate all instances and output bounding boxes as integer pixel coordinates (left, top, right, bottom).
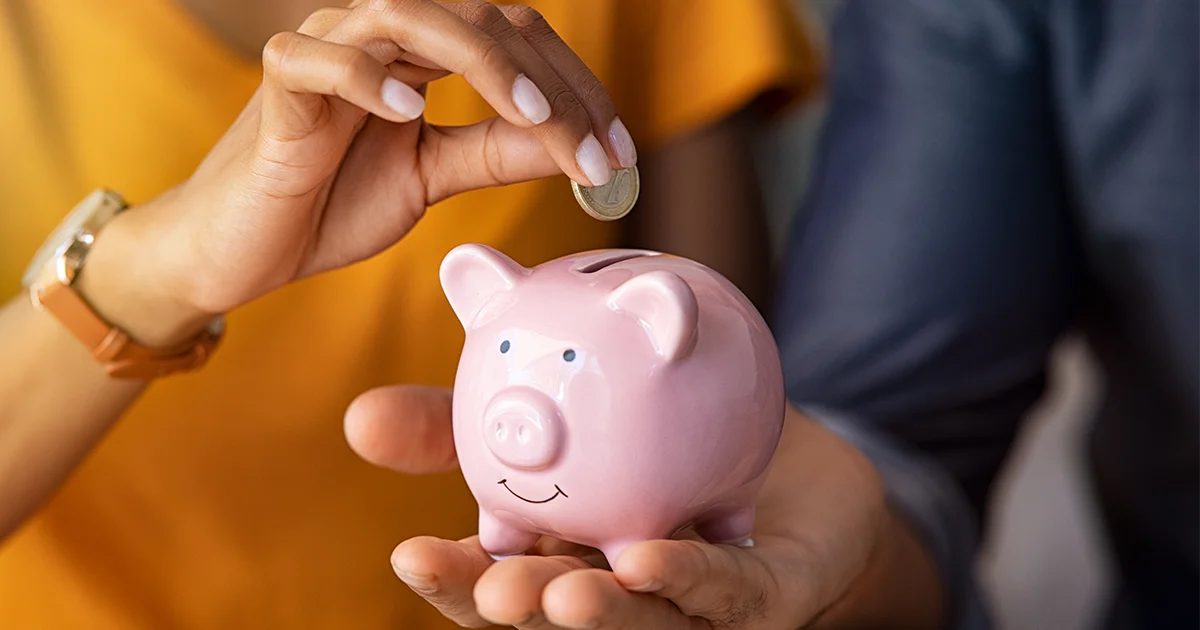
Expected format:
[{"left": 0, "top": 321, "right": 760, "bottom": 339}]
[{"left": 772, "top": 1, "right": 1197, "bottom": 628}]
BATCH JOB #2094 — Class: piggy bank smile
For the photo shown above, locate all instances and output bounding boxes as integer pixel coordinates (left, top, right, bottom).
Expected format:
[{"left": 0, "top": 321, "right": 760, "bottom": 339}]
[{"left": 498, "top": 478, "right": 568, "bottom": 504}]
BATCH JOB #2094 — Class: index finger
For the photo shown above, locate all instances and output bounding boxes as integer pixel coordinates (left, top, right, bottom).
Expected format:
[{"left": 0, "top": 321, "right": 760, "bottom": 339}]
[
  {"left": 391, "top": 536, "right": 494, "bottom": 627},
  {"left": 325, "top": 0, "right": 546, "bottom": 129},
  {"left": 541, "top": 569, "right": 702, "bottom": 630},
  {"left": 612, "top": 538, "right": 783, "bottom": 625}
]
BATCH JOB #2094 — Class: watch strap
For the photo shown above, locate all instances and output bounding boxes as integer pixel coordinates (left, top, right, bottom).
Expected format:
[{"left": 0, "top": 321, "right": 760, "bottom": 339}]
[
  {"left": 34, "top": 270, "right": 223, "bottom": 379},
  {"left": 26, "top": 188, "right": 224, "bottom": 379}
]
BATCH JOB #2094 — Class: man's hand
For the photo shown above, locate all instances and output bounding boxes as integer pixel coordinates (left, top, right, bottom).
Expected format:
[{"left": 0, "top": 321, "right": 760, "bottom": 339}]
[{"left": 345, "top": 387, "right": 944, "bottom": 629}]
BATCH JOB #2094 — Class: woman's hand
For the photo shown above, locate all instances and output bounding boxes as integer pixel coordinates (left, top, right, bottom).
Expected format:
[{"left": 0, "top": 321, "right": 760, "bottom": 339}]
[
  {"left": 344, "top": 386, "right": 946, "bottom": 629},
  {"left": 82, "top": 0, "right": 636, "bottom": 346}
]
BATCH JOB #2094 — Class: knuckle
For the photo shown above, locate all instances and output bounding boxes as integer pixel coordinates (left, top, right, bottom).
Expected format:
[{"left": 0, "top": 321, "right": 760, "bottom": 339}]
[
  {"left": 337, "top": 48, "right": 376, "bottom": 86},
  {"left": 362, "top": 0, "right": 423, "bottom": 22},
  {"left": 364, "top": 0, "right": 404, "bottom": 12},
  {"left": 306, "top": 7, "right": 340, "bottom": 23},
  {"left": 508, "top": 7, "right": 557, "bottom": 47},
  {"left": 261, "top": 31, "right": 299, "bottom": 75},
  {"left": 297, "top": 7, "right": 345, "bottom": 36},
  {"left": 479, "top": 118, "right": 506, "bottom": 187},
  {"left": 473, "top": 36, "right": 516, "bottom": 77},
  {"left": 463, "top": 2, "right": 527, "bottom": 51},
  {"left": 417, "top": 127, "right": 448, "bottom": 204},
  {"left": 689, "top": 541, "right": 716, "bottom": 579},
  {"left": 544, "top": 83, "right": 587, "bottom": 126},
  {"left": 711, "top": 588, "right": 770, "bottom": 629},
  {"left": 709, "top": 555, "right": 774, "bottom": 628},
  {"left": 574, "top": 73, "right": 612, "bottom": 111},
  {"left": 502, "top": 4, "right": 544, "bottom": 30},
  {"left": 460, "top": 0, "right": 507, "bottom": 29}
]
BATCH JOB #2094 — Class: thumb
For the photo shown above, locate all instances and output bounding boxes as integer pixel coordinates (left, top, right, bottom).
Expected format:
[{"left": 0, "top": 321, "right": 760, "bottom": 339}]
[
  {"left": 421, "top": 120, "right": 560, "bottom": 206},
  {"left": 344, "top": 385, "right": 459, "bottom": 474}
]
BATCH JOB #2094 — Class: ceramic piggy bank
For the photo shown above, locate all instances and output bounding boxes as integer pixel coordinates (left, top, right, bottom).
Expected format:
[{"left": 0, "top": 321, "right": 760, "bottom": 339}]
[{"left": 440, "top": 244, "right": 785, "bottom": 565}]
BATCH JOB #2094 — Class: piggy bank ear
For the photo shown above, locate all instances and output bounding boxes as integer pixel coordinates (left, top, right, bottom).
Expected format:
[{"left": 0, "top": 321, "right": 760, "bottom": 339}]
[
  {"left": 440, "top": 244, "right": 528, "bottom": 329},
  {"left": 606, "top": 271, "right": 698, "bottom": 362}
]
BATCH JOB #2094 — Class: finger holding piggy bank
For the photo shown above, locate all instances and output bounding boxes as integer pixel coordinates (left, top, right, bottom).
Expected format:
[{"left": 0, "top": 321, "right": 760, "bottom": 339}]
[{"left": 440, "top": 244, "right": 786, "bottom": 566}]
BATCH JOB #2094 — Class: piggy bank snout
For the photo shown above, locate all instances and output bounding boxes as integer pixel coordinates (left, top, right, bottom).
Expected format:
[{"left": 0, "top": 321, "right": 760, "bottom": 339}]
[{"left": 482, "top": 388, "right": 563, "bottom": 471}]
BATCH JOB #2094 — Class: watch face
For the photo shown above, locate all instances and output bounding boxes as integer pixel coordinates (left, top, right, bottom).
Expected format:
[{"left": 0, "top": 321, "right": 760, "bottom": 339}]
[{"left": 21, "top": 190, "right": 125, "bottom": 287}]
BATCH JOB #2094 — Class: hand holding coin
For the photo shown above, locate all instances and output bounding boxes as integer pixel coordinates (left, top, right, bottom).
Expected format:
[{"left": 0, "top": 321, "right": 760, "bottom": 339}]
[{"left": 572, "top": 166, "right": 640, "bottom": 221}]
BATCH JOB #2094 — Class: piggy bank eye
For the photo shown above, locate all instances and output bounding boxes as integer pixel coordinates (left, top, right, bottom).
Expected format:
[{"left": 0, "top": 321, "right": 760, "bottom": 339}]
[
  {"left": 562, "top": 349, "right": 576, "bottom": 362},
  {"left": 500, "top": 340, "right": 511, "bottom": 354}
]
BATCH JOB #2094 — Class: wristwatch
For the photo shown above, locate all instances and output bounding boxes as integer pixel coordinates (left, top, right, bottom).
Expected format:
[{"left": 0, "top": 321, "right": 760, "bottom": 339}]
[{"left": 21, "top": 189, "right": 224, "bottom": 379}]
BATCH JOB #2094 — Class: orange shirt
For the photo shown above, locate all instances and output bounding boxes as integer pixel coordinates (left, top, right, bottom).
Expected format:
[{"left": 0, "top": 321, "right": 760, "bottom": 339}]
[{"left": 0, "top": 0, "right": 817, "bottom": 627}]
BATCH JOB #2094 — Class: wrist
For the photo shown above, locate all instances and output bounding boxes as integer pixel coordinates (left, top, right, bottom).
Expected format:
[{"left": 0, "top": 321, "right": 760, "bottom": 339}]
[
  {"left": 74, "top": 192, "right": 217, "bottom": 349},
  {"left": 810, "top": 505, "right": 946, "bottom": 630}
]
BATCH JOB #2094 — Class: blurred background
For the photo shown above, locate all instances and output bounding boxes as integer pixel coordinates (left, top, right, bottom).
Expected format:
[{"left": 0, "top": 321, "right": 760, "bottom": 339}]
[
  {"left": 0, "top": 0, "right": 1132, "bottom": 627},
  {"left": 765, "top": 2, "right": 1114, "bottom": 629}
]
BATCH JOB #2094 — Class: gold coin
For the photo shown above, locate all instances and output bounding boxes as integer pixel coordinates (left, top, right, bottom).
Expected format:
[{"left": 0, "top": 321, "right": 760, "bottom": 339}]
[{"left": 571, "top": 166, "right": 639, "bottom": 221}]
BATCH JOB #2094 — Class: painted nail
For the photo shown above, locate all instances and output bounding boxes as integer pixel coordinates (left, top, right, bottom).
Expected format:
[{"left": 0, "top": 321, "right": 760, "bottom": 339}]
[
  {"left": 626, "top": 579, "right": 663, "bottom": 593},
  {"left": 608, "top": 117, "right": 637, "bottom": 168},
  {"left": 513, "top": 74, "right": 551, "bottom": 124},
  {"left": 576, "top": 134, "right": 612, "bottom": 187},
  {"left": 381, "top": 77, "right": 425, "bottom": 119}
]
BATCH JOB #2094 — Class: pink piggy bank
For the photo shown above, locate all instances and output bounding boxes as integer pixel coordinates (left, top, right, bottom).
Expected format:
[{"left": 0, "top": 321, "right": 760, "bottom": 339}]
[{"left": 440, "top": 244, "right": 785, "bottom": 565}]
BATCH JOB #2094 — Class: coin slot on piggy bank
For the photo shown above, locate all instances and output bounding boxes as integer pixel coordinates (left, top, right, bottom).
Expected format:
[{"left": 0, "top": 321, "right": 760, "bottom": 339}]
[
  {"left": 572, "top": 250, "right": 656, "bottom": 274},
  {"left": 440, "top": 243, "right": 786, "bottom": 565}
]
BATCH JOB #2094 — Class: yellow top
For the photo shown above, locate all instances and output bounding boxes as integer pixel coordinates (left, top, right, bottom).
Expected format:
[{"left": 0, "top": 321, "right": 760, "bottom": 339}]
[{"left": 0, "top": 0, "right": 817, "bottom": 627}]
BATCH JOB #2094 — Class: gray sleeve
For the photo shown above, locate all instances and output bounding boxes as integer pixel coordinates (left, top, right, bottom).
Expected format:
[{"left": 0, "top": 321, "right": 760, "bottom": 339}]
[{"left": 771, "top": 0, "right": 1078, "bottom": 627}]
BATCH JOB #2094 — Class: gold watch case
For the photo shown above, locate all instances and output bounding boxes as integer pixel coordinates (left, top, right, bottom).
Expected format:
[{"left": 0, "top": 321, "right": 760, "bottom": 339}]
[{"left": 22, "top": 188, "right": 128, "bottom": 290}]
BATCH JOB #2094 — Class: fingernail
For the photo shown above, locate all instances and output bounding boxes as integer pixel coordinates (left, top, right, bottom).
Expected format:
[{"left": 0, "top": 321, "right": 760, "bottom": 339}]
[
  {"left": 517, "top": 612, "right": 547, "bottom": 625},
  {"left": 576, "top": 134, "right": 612, "bottom": 187},
  {"left": 393, "top": 567, "right": 437, "bottom": 594},
  {"left": 608, "top": 117, "right": 637, "bottom": 168},
  {"left": 396, "top": 571, "right": 439, "bottom": 592},
  {"left": 381, "top": 77, "right": 425, "bottom": 119},
  {"left": 627, "top": 579, "right": 662, "bottom": 593},
  {"left": 513, "top": 74, "right": 551, "bottom": 124}
]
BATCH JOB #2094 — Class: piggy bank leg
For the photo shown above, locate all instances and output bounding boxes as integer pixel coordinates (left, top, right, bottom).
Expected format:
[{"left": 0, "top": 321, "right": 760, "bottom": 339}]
[
  {"left": 695, "top": 506, "right": 755, "bottom": 548},
  {"left": 478, "top": 510, "right": 539, "bottom": 560},
  {"left": 599, "top": 540, "right": 642, "bottom": 568}
]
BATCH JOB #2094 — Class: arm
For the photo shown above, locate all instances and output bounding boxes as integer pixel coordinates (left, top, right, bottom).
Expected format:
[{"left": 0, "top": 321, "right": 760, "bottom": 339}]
[
  {"left": 773, "top": 0, "right": 1077, "bottom": 625},
  {"left": 623, "top": 106, "right": 775, "bottom": 311},
  {"left": 0, "top": 199, "right": 204, "bottom": 539},
  {"left": 0, "top": 291, "right": 146, "bottom": 541}
]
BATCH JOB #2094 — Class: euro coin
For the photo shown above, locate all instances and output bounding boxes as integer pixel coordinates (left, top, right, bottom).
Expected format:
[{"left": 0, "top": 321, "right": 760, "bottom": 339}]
[{"left": 571, "top": 166, "right": 639, "bottom": 221}]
